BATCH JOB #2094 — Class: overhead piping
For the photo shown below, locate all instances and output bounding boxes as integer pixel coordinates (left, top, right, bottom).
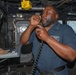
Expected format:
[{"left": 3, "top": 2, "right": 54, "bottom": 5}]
[
  {"left": 56, "top": 0, "right": 72, "bottom": 8},
  {"left": 19, "top": 7, "right": 44, "bottom": 11}
]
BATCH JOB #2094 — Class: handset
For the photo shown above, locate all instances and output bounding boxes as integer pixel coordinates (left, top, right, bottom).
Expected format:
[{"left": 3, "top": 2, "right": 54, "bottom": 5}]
[
  {"left": 35, "top": 13, "right": 42, "bottom": 26},
  {"left": 35, "top": 13, "right": 45, "bottom": 28}
]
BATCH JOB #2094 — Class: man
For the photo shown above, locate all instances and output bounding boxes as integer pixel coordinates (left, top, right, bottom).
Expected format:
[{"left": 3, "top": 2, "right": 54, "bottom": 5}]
[{"left": 20, "top": 5, "right": 76, "bottom": 75}]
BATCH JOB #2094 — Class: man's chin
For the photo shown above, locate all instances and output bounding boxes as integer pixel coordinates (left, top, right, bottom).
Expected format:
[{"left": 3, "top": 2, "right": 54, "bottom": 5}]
[{"left": 42, "top": 24, "right": 50, "bottom": 27}]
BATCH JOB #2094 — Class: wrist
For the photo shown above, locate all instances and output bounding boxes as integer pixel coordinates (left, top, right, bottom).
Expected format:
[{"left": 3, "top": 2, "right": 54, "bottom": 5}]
[
  {"left": 29, "top": 25, "right": 35, "bottom": 31},
  {"left": 46, "top": 35, "right": 51, "bottom": 43}
]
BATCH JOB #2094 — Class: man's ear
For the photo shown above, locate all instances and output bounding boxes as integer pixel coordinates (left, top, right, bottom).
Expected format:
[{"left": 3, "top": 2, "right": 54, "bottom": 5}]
[{"left": 55, "top": 14, "right": 59, "bottom": 20}]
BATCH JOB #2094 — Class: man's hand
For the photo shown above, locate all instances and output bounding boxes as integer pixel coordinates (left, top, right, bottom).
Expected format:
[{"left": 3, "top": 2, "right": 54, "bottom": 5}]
[
  {"left": 30, "top": 14, "right": 41, "bottom": 28},
  {"left": 36, "top": 25, "right": 50, "bottom": 42}
]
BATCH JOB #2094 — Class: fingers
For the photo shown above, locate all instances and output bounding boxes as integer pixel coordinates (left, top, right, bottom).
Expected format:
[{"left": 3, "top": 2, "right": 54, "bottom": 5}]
[
  {"left": 36, "top": 25, "right": 43, "bottom": 37},
  {"left": 36, "top": 28, "right": 41, "bottom": 39},
  {"left": 31, "top": 14, "right": 41, "bottom": 22}
]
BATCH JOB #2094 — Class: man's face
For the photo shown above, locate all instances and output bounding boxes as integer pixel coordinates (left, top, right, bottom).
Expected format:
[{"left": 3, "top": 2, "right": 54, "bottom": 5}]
[{"left": 42, "top": 6, "right": 57, "bottom": 27}]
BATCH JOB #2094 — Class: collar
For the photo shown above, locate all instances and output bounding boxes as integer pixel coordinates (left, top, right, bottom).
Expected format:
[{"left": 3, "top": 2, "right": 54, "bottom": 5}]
[{"left": 51, "top": 22, "right": 61, "bottom": 30}]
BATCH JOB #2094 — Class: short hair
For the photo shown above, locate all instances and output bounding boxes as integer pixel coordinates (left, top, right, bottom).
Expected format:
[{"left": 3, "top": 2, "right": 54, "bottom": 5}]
[{"left": 45, "top": 5, "right": 59, "bottom": 14}]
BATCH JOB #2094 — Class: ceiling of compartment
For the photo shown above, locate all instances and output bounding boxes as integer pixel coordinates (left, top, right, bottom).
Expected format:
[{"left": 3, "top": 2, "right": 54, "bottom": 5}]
[{"left": 0, "top": 0, "right": 76, "bottom": 19}]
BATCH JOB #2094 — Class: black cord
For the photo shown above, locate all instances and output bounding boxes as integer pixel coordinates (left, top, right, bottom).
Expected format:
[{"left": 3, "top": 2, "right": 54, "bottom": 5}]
[{"left": 30, "top": 41, "right": 43, "bottom": 75}]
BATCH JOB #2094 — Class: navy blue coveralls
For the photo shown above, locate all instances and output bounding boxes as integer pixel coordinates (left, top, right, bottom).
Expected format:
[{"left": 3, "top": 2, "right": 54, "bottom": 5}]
[{"left": 29, "top": 22, "right": 76, "bottom": 75}]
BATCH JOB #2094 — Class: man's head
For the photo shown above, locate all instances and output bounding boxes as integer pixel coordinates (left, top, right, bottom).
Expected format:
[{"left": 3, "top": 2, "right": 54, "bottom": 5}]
[{"left": 41, "top": 5, "right": 58, "bottom": 27}]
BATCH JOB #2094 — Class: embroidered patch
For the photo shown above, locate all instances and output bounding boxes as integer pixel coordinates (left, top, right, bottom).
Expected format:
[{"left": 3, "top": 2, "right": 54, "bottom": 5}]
[{"left": 51, "top": 35, "right": 60, "bottom": 41}]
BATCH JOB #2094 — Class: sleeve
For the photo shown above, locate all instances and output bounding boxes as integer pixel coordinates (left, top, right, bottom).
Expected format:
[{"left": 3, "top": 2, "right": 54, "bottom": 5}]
[
  {"left": 63, "top": 25, "right": 76, "bottom": 50},
  {"left": 29, "top": 30, "right": 35, "bottom": 43}
]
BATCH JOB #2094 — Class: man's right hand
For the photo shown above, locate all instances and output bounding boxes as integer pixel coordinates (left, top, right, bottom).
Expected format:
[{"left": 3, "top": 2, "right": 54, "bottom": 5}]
[{"left": 30, "top": 14, "right": 41, "bottom": 28}]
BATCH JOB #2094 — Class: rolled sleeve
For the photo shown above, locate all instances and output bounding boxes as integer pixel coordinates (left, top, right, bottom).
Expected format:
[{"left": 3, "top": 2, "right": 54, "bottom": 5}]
[
  {"left": 63, "top": 25, "right": 76, "bottom": 50},
  {"left": 29, "top": 30, "right": 35, "bottom": 43}
]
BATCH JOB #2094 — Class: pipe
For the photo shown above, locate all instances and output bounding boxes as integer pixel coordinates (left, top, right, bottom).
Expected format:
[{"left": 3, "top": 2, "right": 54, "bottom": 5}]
[{"left": 19, "top": 7, "right": 44, "bottom": 11}]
